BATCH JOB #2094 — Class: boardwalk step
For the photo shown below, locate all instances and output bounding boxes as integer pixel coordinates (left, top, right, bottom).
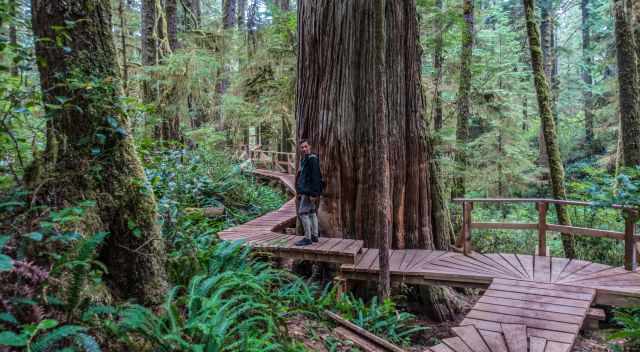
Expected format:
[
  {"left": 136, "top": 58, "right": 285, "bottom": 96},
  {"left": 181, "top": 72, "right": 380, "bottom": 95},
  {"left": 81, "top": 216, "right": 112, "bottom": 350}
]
[{"left": 425, "top": 324, "right": 573, "bottom": 352}]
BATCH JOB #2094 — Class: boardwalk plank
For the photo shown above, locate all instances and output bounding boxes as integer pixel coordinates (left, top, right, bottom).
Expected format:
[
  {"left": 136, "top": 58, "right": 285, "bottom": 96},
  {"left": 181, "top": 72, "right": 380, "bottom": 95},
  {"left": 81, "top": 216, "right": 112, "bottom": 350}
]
[
  {"left": 544, "top": 341, "right": 572, "bottom": 352},
  {"left": 499, "top": 253, "right": 530, "bottom": 279},
  {"left": 534, "top": 255, "right": 552, "bottom": 282},
  {"left": 478, "top": 330, "right": 508, "bottom": 352},
  {"left": 501, "top": 324, "right": 527, "bottom": 352},
  {"left": 492, "top": 278, "right": 596, "bottom": 295},
  {"left": 472, "top": 302, "right": 584, "bottom": 324},
  {"left": 477, "top": 296, "right": 586, "bottom": 316},
  {"left": 451, "top": 325, "right": 491, "bottom": 352},
  {"left": 465, "top": 311, "right": 579, "bottom": 333},
  {"left": 442, "top": 337, "right": 473, "bottom": 352},
  {"left": 529, "top": 336, "right": 547, "bottom": 352},
  {"left": 516, "top": 254, "right": 535, "bottom": 280},
  {"left": 482, "top": 290, "right": 590, "bottom": 308}
]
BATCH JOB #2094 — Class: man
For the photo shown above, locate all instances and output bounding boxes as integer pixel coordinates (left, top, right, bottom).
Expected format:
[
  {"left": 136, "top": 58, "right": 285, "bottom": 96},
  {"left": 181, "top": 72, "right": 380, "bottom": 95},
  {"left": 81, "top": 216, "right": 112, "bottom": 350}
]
[{"left": 295, "top": 140, "right": 323, "bottom": 246}]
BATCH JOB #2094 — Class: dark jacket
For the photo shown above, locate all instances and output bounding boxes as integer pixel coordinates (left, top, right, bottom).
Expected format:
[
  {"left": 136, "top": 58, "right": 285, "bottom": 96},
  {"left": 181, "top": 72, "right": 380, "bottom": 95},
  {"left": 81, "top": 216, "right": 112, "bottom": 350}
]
[{"left": 296, "top": 154, "right": 323, "bottom": 197}]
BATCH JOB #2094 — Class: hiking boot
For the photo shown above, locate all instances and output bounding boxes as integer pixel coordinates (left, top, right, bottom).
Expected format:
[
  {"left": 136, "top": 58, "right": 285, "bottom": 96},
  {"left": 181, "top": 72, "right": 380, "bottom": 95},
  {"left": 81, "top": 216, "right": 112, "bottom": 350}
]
[
  {"left": 311, "top": 235, "right": 319, "bottom": 243},
  {"left": 295, "top": 238, "right": 313, "bottom": 246}
]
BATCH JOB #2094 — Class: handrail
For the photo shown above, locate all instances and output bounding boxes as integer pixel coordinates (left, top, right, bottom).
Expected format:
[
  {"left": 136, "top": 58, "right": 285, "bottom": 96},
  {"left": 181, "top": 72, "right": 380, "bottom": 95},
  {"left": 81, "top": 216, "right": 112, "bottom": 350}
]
[
  {"left": 452, "top": 198, "right": 639, "bottom": 271},
  {"left": 237, "top": 147, "right": 296, "bottom": 175},
  {"left": 453, "top": 197, "right": 637, "bottom": 210}
]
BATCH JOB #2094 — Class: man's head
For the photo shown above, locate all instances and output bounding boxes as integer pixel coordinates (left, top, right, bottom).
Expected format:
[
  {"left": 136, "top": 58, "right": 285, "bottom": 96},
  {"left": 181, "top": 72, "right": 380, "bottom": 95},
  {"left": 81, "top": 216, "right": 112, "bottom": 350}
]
[{"left": 300, "top": 140, "right": 311, "bottom": 155}]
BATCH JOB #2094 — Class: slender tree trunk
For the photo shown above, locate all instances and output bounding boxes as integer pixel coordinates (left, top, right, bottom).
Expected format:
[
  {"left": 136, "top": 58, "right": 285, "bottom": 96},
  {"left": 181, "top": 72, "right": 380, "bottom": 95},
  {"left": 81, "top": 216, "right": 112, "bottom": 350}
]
[
  {"left": 614, "top": 0, "right": 640, "bottom": 166},
  {"left": 537, "top": 0, "right": 554, "bottom": 168},
  {"left": 237, "top": 0, "right": 247, "bottom": 29},
  {"left": 30, "top": 0, "right": 168, "bottom": 304},
  {"left": 453, "top": 0, "right": 474, "bottom": 198},
  {"left": 166, "top": 0, "right": 179, "bottom": 51},
  {"left": 9, "top": 25, "right": 18, "bottom": 76},
  {"left": 276, "top": 0, "right": 290, "bottom": 11},
  {"left": 297, "top": 0, "right": 460, "bottom": 321},
  {"left": 582, "top": 0, "right": 594, "bottom": 152},
  {"left": 373, "top": 0, "right": 391, "bottom": 300},
  {"left": 432, "top": 0, "right": 444, "bottom": 131},
  {"left": 118, "top": 0, "right": 129, "bottom": 94},
  {"left": 223, "top": 0, "right": 237, "bottom": 28},
  {"left": 524, "top": 0, "right": 575, "bottom": 258},
  {"left": 141, "top": 0, "right": 157, "bottom": 104},
  {"left": 183, "top": 0, "right": 201, "bottom": 30},
  {"left": 247, "top": 0, "right": 258, "bottom": 58}
]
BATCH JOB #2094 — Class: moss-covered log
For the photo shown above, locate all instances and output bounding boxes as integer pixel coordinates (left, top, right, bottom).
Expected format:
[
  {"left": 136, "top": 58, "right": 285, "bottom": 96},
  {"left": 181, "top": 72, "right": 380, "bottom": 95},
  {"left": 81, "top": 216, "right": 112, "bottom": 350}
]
[
  {"left": 31, "top": 0, "right": 168, "bottom": 304},
  {"left": 523, "top": 0, "right": 575, "bottom": 258}
]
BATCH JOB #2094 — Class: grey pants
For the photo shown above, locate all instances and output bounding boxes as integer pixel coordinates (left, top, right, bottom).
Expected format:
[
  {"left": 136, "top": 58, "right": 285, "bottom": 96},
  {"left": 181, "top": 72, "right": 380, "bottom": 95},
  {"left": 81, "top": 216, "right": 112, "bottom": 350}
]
[{"left": 298, "top": 195, "right": 319, "bottom": 239}]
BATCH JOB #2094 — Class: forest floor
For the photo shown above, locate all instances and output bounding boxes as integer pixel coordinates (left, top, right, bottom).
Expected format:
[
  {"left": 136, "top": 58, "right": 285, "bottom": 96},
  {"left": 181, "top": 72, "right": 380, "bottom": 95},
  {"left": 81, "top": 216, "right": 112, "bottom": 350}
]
[{"left": 287, "top": 286, "right": 616, "bottom": 352}]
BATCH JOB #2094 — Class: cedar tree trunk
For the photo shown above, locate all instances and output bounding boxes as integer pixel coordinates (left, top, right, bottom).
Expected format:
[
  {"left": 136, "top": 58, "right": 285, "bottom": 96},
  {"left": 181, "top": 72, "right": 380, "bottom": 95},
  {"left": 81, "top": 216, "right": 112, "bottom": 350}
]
[{"left": 296, "top": 0, "right": 460, "bottom": 321}]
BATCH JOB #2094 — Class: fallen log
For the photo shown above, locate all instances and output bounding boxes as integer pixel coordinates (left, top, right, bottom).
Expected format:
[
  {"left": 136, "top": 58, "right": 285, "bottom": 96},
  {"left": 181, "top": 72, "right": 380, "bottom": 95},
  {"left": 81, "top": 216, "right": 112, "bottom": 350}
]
[{"left": 324, "top": 310, "right": 406, "bottom": 352}]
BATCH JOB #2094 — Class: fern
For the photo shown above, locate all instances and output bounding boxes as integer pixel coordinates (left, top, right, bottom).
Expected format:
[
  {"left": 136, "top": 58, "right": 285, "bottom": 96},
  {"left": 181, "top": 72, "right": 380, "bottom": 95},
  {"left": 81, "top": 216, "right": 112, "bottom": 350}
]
[
  {"left": 65, "top": 232, "right": 108, "bottom": 317},
  {"left": 30, "top": 325, "right": 86, "bottom": 352}
]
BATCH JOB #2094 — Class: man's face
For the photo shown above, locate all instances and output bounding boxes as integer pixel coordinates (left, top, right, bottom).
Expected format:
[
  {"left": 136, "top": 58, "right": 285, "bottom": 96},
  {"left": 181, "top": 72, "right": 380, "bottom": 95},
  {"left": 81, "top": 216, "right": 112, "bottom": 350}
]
[{"left": 300, "top": 142, "right": 311, "bottom": 155}]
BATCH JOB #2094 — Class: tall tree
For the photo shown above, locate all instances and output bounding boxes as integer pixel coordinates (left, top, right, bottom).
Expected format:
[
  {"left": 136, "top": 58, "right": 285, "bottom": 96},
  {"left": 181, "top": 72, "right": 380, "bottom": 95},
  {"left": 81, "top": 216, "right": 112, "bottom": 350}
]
[
  {"left": 523, "top": 0, "right": 575, "bottom": 258},
  {"left": 118, "top": 0, "right": 129, "bottom": 93},
  {"left": 30, "top": 0, "right": 168, "bottom": 304},
  {"left": 297, "top": 0, "right": 460, "bottom": 321},
  {"left": 581, "top": 0, "right": 595, "bottom": 152},
  {"left": 276, "top": 0, "right": 290, "bottom": 11},
  {"left": 614, "top": 0, "right": 640, "bottom": 166},
  {"left": 247, "top": 0, "right": 258, "bottom": 57},
  {"left": 453, "top": 0, "right": 474, "bottom": 198},
  {"left": 432, "top": 0, "right": 445, "bottom": 130}
]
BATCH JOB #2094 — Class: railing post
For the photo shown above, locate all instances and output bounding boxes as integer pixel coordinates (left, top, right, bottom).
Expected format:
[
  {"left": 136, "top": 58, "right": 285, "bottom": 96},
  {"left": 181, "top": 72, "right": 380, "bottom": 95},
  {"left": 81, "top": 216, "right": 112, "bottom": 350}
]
[
  {"left": 462, "top": 201, "right": 473, "bottom": 255},
  {"left": 624, "top": 209, "right": 638, "bottom": 271},
  {"left": 537, "top": 202, "right": 548, "bottom": 256}
]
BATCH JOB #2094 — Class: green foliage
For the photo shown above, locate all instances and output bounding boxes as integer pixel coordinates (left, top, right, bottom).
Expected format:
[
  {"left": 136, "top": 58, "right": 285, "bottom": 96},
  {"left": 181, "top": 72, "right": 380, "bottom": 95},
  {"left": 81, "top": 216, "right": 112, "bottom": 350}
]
[
  {"left": 83, "top": 241, "right": 316, "bottom": 351},
  {"left": 609, "top": 307, "right": 640, "bottom": 351},
  {"left": 321, "top": 291, "right": 427, "bottom": 347}
]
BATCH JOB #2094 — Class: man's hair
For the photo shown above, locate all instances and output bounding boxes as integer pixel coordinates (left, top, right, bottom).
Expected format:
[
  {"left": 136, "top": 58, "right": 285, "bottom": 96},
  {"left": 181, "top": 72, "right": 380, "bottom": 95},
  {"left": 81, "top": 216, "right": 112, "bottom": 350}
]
[{"left": 299, "top": 139, "right": 310, "bottom": 145}]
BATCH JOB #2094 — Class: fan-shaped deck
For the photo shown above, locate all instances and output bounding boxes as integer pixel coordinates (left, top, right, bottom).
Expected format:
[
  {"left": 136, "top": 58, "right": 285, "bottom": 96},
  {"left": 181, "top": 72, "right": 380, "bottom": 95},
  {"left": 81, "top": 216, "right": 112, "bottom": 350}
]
[{"left": 218, "top": 169, "right": 640, "bottom": 351}]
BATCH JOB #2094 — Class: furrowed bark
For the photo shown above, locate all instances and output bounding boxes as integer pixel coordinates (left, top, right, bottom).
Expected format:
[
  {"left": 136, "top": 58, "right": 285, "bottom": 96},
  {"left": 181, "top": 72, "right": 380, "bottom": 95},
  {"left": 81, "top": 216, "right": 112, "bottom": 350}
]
[{"left": 297, "top": 0, "right": 460, "bottom": 321}]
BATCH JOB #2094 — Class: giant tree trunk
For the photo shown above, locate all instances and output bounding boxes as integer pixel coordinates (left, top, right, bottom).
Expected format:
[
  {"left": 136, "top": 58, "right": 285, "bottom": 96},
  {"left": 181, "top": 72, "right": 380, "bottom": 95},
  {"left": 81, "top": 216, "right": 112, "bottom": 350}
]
[
  {"left": 297, "top": 0, "right": 460, "bottom": 321},
  {"left": 524, "top": 0, "right": 576, "bottom": 258},
  {"left": 31, "top": 0, "right": 168, "bottom": 304},
  {"left": 453, "top": 0, "right": 474, "bottom": 198},
  {"left": 581, "top": 0, "right": 595, "bottom": 153},
  {"left": 615, "top": 0, "right": 640, "bottom": 166}
]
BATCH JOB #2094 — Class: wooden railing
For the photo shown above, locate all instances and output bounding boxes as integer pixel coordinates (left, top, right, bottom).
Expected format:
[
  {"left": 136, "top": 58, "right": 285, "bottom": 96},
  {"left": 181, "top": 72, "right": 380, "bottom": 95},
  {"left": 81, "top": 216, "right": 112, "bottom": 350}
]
[
  {"left": 236, "top": 146, "right": 296, "bottom": 174},
  {"left": 452, "top": 198, "right": 640, "bottom": 271}
]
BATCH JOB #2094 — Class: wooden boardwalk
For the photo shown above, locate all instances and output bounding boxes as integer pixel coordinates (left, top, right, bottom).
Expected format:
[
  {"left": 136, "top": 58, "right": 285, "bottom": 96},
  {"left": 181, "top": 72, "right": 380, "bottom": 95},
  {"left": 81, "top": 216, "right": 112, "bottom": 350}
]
[{"left": 218, "top": 168, "right": 640, "bottom": 351}]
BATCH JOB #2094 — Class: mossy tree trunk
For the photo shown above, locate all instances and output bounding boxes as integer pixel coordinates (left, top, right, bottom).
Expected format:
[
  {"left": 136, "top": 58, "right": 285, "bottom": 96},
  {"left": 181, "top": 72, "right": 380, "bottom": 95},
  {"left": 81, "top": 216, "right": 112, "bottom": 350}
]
[
  {"left": 183, "top": 0, "right": 201, "bottom": 30},
  {"left": 614, "top": 0, "right": 640, "bottom": 166},
  {"left": 523, "top": 0, "right": 576, "bottom": 258},
  {"left": 453, "top": 0, "right": 474, "bottom": 199},
  {"left": 297, "top": 0, "right": 461, "bottom": 321},
  {"left": 30, "top": 0, "right": 168, "bottom": 304},
  {"left": 581, "top": 0, "right": 595, "bottom": 153}
]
